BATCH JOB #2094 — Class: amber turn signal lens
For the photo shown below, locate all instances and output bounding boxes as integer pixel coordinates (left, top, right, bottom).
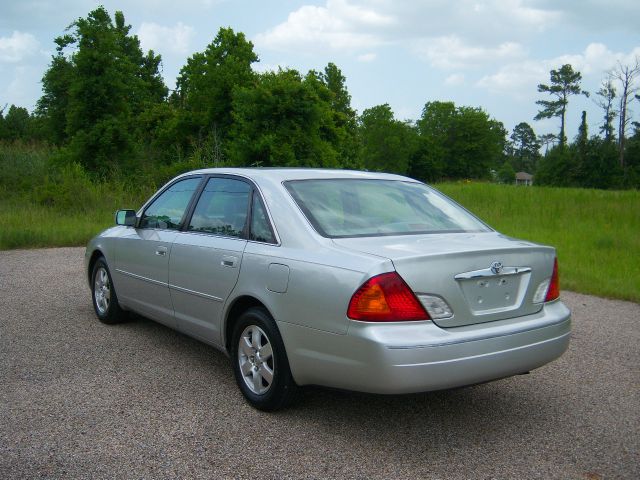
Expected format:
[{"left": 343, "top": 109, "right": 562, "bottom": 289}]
[{"left": 347, "top": 272, "right": 430, "bottom": 322}]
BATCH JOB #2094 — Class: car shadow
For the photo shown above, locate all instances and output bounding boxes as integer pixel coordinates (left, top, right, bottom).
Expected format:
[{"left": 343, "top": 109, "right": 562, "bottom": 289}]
[{"left": 114, "top": 311, "right": 571, "bottom": 463}]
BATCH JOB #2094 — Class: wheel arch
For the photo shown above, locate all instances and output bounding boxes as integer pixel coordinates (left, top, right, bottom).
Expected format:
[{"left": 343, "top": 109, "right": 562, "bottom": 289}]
[
  {"left": 87, "top": 249, "right": 106, "bottom": 285},
  {"left": 224, "top": 295, "right": 274, "bottom": 354}
]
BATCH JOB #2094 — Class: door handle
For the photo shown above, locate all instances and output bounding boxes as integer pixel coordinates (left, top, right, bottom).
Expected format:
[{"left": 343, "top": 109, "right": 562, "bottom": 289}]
[
  {"left": 155, "top": 246, "right": 168, "bottom": 256},
  {"left": 221, "top": 255, "right": 238, "bottom": 268}
]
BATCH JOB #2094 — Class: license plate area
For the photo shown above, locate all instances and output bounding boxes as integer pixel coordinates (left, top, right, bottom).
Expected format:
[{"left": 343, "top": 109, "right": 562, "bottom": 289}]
[{"left": 455, "top": 266, "right": 531, "bottom": 315}]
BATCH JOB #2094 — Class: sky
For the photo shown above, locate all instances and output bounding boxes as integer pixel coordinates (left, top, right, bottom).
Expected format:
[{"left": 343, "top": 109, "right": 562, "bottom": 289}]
[{"left": 1, "top": 0, "right": 639, "bottom": 140}]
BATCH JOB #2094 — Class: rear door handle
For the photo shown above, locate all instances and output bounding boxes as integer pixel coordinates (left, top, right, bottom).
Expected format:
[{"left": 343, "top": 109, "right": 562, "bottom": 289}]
[
  {"left": 221, "top": 255, "right": 238, "bottom": 268},
  {"left": 155, "top": 246, "right": 168, "bottom": 256}
]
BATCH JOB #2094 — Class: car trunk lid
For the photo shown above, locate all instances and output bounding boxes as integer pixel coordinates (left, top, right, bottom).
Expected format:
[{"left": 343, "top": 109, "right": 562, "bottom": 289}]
[{"left": 333, "top": 232, "right": 556, "bottom": 327}]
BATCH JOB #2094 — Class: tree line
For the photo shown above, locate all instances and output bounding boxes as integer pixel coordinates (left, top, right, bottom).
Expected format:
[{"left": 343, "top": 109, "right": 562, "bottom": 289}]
[{"left": 1, "top": 7, "right": 639, "bottom": 189}]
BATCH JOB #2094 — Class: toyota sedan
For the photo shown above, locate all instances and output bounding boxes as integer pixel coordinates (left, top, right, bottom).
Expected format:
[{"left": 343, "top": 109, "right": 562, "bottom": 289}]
[{"left": 85, "top": 169, "right": 571, "bottom": 410}]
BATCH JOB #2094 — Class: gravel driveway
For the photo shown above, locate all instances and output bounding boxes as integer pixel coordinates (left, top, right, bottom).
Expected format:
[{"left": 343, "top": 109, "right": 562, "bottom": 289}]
[{"left": 1, "top": 247, "right": 638, "bottom": 479}]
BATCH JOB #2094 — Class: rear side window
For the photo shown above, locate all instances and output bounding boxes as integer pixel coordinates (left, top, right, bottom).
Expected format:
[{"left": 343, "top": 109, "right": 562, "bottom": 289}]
[
  {"left": 250, "top": 194, "right": 276, "bottom": 244},
  {"left": 285, "top": 179, "right": 489, "bottom": 238},
  {"left": 188, "top": 178, "right": 251, "bottom": 238},
  {"left": 140, "top": 177, "right": 201, "bottom": 230}
]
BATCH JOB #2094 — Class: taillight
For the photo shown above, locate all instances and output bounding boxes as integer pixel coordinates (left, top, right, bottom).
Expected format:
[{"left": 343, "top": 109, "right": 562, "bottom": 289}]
[
  {"left": 347, "top": 272, "right": 430, "bottom": 322},
  {"left": 545, "top": 257, "right": 560, "bottom": 302}
]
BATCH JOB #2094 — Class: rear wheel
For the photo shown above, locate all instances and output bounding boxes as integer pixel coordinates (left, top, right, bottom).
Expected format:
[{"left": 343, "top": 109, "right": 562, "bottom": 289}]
[
  {"left": 231, "top": 307, "right": 298, "bottom": 411},
  {"left": 91, "top": 258, "right": 126, "bottom": 324}
]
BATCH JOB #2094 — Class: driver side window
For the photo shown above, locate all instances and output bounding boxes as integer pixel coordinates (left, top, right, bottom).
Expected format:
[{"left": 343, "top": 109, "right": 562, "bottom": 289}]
[{"left": 139, "top": 177, "right": 201, "bottom": 230}]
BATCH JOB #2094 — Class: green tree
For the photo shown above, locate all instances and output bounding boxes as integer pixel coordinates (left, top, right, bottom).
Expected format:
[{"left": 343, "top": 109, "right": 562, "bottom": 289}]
[
  {"left": 411, "top": 101, "right": 455, "bottom": 182},
  {"left": 572, "top": 110, "right": 590, "bottom": 186},
  {"left": 450, "top": 106, "right": 507, "bottom": 178},
  {"left": 508, "top": 122, "right": 540, "bottom": 172},
  {"left": 576, "top": 111, "right": 588, "bottom": 152},
  {"left": 36, "top": 51, "right": 75, "bottom": 144},
  {"left": 357, "top": 104, "right": 417, "bottom": 174},
  {"left": 409, "top": 138, "right": 445, "bottom": 183},
  {"left": 610, "top": 58, "right": 640, "bottom": 168},
  {"left": 594, "top": 80, "right": 617, "bottom": 142},
  {"left": 0, "top": 106, "right": 4, "bottom": 140},
  {"left": 318, "top": 63, "right": 359, "bottom": 167},
  {"left": 535, "top": 64, "right": 588, "bottom": 146},
  {"left": 535, "top": 146, "right": 575, "bottom": 186},
  {"left": 623, "top": 129, "right": 640, "bottom": 187},
  {"left": 497, "top": 160, "right": 516, "bottom": 184},
  {"left": 64, "top": 9, "right": 165, "bottom": 135},
  {"left": 322, "top": 63, "right": 354, "bottom": 118},
  {"left": 635, "top": 93, "right": 640, "bottom": 132},
  {"left": 2, "top": 105, "right": 31, "bottom": 141},
  {"left": 37, "top": 7, "right": 167, "bottom": 174},
  {"left": 576, "top": 137, "right": 620, "bottom": 189},
  {"left": 539, "top": 133, "right": 557, "bottom": 154},
  {"left": 176, "top": 27, "right": 258, "bottom": 144},
  {"left": 414, "top": 101, "right": 506, "bottom": 180},
  {"left": 229, "top": 69, "right": 340, "bottom": 168}
]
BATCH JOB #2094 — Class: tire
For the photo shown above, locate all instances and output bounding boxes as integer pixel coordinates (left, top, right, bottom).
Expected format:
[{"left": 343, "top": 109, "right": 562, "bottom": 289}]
[
  {"left": 231, "top": 307, "right": 299, "bottom": 411},
  {"left": 91, "top": 257, "right": 127, "bottom": 324}
]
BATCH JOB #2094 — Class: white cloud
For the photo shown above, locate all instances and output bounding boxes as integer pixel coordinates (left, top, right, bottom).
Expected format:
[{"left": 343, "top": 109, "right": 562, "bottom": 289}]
[
  {"left": 476, "top": 43, "right": 640, "bottom": 95},
  {"left": 536, "top": 0, "right": 640, "bottom": 33},
  {"left": 415, "top": 36, "right": 525, "bottom": 70},
  {"left": 137, "top": 22, "right": 195, "bottom": 55},
  {"left": 0, "top": 31, "right": 40, "bottom": 63},
  {"left": 444, "top": 73, "right": 465, "bottom": 86},
  {"left": 2, "top": 65, "right": 42, "bottom": 109},
  {"left": 476, "top": 60, "right": 546, "bottom": 96},
  {"left": 475, "top": 0, "right": 560, "bottom": 31},
  {"left": 552, "top": 43, "right": 640, "bottom": 75},
  {"left": 254, "top": 0, "right": 558, "bottom": 63},
  {"left": 391, "top": 0, "right": 560, "bottom": 43},
  {"left": 357, "top": 52, "right": 377, "bottom": 62},
  {"left": 254, "top": 0, "right": 393, "bottom": 53}
]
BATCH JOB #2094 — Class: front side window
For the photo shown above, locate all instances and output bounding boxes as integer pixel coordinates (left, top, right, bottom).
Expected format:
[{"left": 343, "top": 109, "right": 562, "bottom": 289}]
[
  {"left": 139, "top": 177, "right": 202, "bottom": 230},
  {"left": 285, "top": 179, "right": 490, "bottom": 238},
  {"left": 188, "top": 177, "right": 251, "bottom": 238}
]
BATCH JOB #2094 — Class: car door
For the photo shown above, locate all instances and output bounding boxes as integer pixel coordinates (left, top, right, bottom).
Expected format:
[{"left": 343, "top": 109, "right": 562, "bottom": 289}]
[
  {"left": 114, "top": 176, "right": 203, "bottom": 327},
  {"left": 169, "top": 176, "right": 251, "bottom": 345}
]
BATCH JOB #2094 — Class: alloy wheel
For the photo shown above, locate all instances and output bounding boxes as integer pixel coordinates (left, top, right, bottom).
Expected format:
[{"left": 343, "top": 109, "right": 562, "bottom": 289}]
[
  {"left": 94, "top": 266, "right": 111, "bottom": 315},
  {"left": 237, "top": 325, "right": 274, "bottom": 395}
]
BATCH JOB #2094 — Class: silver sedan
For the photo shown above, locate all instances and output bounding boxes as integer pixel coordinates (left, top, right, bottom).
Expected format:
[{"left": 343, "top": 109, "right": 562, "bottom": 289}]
[{"left": 85, "top": 169, "right": 571, "bottom": 410}]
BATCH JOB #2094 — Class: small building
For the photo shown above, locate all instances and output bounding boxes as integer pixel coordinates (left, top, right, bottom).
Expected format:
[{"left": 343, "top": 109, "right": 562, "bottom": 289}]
[{"left": 515, "top": 171, "right": 533, "bottom": 186}]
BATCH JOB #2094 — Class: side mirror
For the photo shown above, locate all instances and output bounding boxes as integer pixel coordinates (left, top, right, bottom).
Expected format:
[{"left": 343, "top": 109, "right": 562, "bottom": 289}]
[{"left": 115, "top": 209, "right": 137, "bottom": 227}]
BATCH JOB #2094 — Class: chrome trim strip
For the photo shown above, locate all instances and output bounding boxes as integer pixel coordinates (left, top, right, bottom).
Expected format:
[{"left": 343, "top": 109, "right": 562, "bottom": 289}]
[
  {"left": 386, "top": 317, "right": 570, "bottom": 349},
  {"left": 168, "top": 283, "right": 224, "bottom": 303},
  {"left": 394, "top": 332, "right": 571, "bottom": 365},
  {"left": 454, "top": 266, "right": 531, "bottom": 280},
  {"left": 115, "top": 269, "right": 166, "bottom": 287}
]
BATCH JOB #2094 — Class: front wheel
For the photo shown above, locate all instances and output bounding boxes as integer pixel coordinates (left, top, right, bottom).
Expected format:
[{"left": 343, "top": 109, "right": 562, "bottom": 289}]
[
  {"left": 231, "top": 307, "right": 298, "bottom": 411},
  {"left": 91, "top": 258, "right": 127, "bottom": 324}
]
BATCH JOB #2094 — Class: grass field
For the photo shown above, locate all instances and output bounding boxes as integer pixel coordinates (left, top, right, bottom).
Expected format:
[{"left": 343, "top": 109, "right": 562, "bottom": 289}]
[
  {"left": 439, "top": 182, "right": 640, "bottom": 302},
  {"left": 0, "top": 172, "right": 638, "bottom": 302},
  {"left": 0, "top": 200, "right": 123, "bottom": 250},
  {"left": 0, "top": 190, "right": 149, "bottom": 250}
]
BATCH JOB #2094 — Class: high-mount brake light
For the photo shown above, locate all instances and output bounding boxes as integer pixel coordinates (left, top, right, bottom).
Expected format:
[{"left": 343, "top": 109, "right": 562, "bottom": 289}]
[
  {"left": 347, "top": 272, "right": 431, "bottom": 322},
  {"left": 545, "top": 257, "right": 560, "bottom": 302}
]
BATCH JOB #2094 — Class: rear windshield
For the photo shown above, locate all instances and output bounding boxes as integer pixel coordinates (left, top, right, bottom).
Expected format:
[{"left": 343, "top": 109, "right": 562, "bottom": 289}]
[{"left": 284, "top": 179, "right": 490, "bottom": 238}]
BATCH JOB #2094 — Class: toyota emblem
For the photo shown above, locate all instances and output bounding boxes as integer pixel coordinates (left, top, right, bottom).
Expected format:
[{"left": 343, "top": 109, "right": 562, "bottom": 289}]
[{"left": 490, "top": 261, "right": 503, "bottom": 274}]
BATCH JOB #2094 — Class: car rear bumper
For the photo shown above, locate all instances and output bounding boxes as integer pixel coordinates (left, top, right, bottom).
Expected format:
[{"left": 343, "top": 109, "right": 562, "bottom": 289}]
[{"left": 279, "top": 299, "right": 571, "bottom": 394}]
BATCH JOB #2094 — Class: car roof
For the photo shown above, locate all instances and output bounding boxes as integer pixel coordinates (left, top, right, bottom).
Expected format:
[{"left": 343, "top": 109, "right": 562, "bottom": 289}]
[{"left": 184, "top": 168, "right": 418, "bottom": 183}]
